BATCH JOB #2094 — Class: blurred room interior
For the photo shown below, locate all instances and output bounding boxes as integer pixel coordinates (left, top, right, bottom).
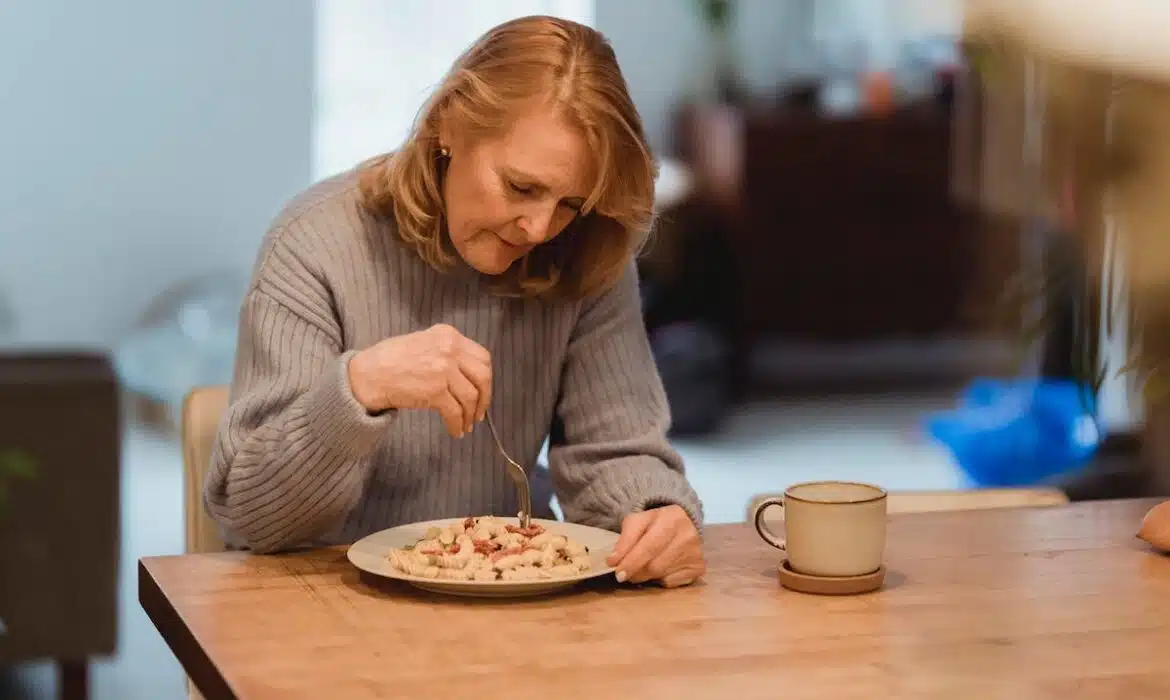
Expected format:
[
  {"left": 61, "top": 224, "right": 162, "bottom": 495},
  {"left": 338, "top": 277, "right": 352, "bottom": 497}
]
[{"left": 0, "top": 0, "right": 1154, "bottom": 698}]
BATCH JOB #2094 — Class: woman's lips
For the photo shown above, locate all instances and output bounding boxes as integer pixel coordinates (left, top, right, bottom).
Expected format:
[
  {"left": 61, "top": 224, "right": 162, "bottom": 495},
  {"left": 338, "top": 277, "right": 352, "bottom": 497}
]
[{"left": 491, "top": 231, "right": 527, "bottom": 250}]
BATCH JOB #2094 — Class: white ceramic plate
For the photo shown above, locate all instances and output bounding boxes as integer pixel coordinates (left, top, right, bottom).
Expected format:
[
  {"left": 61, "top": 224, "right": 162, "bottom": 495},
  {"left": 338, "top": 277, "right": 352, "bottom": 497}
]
[{"left": 346, "top": 517, "right": 620, "bottom": 598}]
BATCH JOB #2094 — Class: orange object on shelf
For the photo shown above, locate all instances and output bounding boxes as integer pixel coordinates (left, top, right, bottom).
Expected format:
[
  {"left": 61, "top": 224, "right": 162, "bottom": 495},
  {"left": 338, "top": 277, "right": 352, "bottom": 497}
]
[{"left": 862, "top": 71, "right": 895, "bottom": 116}]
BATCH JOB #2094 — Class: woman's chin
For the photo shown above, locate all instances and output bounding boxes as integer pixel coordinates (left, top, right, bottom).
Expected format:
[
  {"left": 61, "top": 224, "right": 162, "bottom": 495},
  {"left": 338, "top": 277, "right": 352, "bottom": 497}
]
[{"left": 465, "top": 252, "right": 519, "bottom": 276}]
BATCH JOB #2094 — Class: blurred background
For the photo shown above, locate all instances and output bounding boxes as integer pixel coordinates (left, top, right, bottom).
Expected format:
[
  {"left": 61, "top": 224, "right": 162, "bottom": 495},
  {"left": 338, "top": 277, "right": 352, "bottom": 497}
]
[{"left": 0, "top": 1, "right": 1148, "bottom": 698}]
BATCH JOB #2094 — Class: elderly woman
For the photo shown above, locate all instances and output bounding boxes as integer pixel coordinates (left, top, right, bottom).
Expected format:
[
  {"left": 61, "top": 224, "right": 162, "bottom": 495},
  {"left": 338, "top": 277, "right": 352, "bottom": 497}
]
[{"left": 205, "top": 15, "right": 705, "bottom": 587}]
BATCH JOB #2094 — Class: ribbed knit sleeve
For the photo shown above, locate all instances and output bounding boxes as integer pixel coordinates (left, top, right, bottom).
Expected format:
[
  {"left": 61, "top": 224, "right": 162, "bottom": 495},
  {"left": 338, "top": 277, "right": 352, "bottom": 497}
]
[
  {"left": 547, "top": 262, "right": 705, "bottom": 533},
  {"left": 204, "top": 235, "right": 395, "bottom": 553}
]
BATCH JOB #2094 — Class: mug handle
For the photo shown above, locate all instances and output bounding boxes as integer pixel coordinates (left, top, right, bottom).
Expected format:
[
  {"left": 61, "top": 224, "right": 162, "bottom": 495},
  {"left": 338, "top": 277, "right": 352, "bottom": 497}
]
[{"left": 752, "top": 497, "right": 786, "bottom": 550}]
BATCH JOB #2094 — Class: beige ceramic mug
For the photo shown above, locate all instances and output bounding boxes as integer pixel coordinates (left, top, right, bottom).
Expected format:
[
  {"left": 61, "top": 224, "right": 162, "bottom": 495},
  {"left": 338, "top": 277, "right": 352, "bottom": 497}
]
[{"left": 752, "top": 481, "right": 888, "bottom": 577}]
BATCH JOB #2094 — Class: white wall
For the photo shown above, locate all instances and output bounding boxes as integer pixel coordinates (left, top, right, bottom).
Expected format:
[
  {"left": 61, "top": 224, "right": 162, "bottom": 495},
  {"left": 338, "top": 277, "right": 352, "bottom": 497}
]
[
  {"left": 0, "top": 0, "right": 315, "bottom": 348},
  {"left": 313, "top": 0, "right": 593, "bottom": 179}
]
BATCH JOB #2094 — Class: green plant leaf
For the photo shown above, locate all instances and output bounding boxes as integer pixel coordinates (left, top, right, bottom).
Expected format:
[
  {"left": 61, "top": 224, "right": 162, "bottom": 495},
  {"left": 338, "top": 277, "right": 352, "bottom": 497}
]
[
  {"left": 1143, "top": 366, "right": 1170, "bottom": 407},
  {"left": 696, "top": 0, "right": 733, "bottom": 28},
  {"left": 0, "top": 450, "right": 37, "bottom": 479}
]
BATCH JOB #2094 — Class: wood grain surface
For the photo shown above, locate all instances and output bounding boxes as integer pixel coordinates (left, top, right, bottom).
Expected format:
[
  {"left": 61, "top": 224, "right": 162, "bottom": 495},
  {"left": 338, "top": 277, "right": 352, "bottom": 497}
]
[{"left": 140, "top": 499, "right": 1170, "bottom": 700}]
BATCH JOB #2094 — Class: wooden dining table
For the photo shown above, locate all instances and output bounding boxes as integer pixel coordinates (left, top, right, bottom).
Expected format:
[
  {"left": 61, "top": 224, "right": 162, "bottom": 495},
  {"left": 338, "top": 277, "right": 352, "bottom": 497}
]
[{"left": 140, "top": 498, "right": 1170, "bottom": 700}]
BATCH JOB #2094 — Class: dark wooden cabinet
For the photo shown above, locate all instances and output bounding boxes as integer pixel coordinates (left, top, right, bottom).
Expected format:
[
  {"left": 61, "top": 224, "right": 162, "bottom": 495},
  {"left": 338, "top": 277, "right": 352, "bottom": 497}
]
[
  {"left": 0, "top": 353, "right": 120, "bottom": 699},
  {"left": 675, "top": 102, "right": 1019, "bottom": 347}
]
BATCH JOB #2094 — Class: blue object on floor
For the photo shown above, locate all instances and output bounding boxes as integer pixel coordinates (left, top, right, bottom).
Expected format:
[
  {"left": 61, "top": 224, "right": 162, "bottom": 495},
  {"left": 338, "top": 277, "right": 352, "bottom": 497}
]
[{"left": 925, "top": 378, "right": 1101, "bottom": 487}]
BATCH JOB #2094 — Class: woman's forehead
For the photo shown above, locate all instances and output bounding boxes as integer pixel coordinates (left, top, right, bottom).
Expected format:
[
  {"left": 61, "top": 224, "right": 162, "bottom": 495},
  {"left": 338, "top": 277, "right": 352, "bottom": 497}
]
[{"left": 495, "top": 107, "right": 595, "bottom": 198}]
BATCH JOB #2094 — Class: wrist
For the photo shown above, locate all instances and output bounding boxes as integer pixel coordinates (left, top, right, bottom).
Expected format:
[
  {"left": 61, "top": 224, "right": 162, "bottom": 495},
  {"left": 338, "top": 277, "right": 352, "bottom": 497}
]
[{"left": 346, "top": 349, "right": 387, "bottom": 414}]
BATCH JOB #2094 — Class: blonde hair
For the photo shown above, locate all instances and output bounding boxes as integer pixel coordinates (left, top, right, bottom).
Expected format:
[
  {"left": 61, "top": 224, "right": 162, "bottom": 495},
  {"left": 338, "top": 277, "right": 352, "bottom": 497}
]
[{"left": 358, "top": 15, "right": 657, "bottom": 300}]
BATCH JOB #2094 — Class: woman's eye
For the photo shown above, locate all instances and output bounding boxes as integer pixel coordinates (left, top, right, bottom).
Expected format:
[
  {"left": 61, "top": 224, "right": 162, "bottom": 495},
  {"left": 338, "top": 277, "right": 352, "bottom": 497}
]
[{"left": 508, "top": 181, "right": 534, "bottom": 195}]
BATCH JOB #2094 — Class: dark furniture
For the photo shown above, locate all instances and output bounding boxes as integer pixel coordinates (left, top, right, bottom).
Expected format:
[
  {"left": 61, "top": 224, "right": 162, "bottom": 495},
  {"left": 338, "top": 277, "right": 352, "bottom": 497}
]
[
  {"left": 0, "top": 353, "right": 121, "bottom": 700},
  {"left": 674, "top": 101, "right": 1020, "bottom": 353}
]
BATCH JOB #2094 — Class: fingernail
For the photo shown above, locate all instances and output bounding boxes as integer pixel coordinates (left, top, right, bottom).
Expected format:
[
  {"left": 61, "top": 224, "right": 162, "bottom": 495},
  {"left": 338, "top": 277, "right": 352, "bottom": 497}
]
[{"left": 615, "top": 570, "right": 627, "bottom": 583}]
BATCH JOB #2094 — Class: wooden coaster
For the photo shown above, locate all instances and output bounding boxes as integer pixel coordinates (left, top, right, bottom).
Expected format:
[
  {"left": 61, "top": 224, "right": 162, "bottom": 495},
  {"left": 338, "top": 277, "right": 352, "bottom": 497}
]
[{"left": 777, "top": 560, "right": 886, "bottom": 595}]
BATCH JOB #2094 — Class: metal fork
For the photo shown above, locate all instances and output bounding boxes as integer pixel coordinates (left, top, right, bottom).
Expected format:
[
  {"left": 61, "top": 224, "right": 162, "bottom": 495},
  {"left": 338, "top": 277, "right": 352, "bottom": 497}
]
[{"left": 485, "top": 413, "right": 532, "bottom": 528}]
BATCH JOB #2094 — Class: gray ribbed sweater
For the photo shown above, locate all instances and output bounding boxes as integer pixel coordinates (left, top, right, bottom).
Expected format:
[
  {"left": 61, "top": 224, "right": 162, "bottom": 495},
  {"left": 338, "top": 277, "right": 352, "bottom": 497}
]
[{"left": 204, "top": 168, "right": 704, "bottom": 553}]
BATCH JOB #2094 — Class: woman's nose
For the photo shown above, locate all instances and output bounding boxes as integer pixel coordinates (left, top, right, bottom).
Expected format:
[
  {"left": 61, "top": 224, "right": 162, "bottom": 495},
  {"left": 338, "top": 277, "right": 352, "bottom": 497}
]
[{"left": 517, "top": 203, "right": 559, "bottom": 244}]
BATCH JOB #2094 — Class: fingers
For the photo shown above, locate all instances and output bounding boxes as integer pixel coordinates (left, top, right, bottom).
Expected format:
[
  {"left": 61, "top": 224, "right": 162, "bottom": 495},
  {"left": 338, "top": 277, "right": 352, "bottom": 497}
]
[
  {"left": 610, "top": 506, "right": 706, "bottom": 587},
  {"left": 447, "top": 329, "right": 491, "bottom": 425},
  {"left": 628, "top": 535, "right": 688, "bottom": 584},
  {"left": 637, "top": 530, "right": 707, "bottom": 585},
  {"left": 424, "top": 324, "right": 493, "bottom": 435},
  {"left": 611, "top": 516, "right": 673, "bottom": 583},
  {"left": 456, "top": 333, "right": 492, "bottom": 367},
  {"left": 446, "top": 369, "right": 479, "bottom": 436},
  {"left": 458, "top": 353, "right": 492, "bottom": 424},
  {"left": 607, "top": 511, "right": 652, "bottom": 568},
  {"left": 433, "top": 391, "right": 466, "bottom": 438},
  {"left": 659, "top": 570, "right": 699, "bottom": 589}
]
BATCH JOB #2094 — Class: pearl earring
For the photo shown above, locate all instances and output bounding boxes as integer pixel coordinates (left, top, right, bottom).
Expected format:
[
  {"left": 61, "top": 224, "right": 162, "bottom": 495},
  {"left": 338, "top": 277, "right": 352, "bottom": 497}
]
[{"left": 439, "top": 145, "right": 451, "bottom": 158}]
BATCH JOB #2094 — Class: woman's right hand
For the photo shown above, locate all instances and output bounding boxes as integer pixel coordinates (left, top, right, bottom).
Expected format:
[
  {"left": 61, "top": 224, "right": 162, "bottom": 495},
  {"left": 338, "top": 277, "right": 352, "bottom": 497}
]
[{"left": 347, "top": 323, "right": 492, "bottom": 437}]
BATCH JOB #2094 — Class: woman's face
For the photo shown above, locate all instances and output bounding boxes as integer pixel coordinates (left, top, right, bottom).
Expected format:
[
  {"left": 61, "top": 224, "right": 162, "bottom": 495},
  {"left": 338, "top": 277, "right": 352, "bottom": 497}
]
[{"left": 440, "top": 106, "right": 591, "bottom": 275}]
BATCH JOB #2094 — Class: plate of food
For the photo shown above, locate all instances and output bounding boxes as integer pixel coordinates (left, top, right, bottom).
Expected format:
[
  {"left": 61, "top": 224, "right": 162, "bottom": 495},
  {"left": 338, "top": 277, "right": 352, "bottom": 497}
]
[{"left": 346, "top": 515, "right": 620, "bottom": 598}]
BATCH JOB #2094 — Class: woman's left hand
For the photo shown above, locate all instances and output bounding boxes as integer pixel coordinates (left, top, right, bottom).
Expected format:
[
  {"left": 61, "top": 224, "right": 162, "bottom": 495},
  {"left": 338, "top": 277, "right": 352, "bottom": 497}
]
[{"left": 606, "top": 504, "right": 705, "bottom": 588}]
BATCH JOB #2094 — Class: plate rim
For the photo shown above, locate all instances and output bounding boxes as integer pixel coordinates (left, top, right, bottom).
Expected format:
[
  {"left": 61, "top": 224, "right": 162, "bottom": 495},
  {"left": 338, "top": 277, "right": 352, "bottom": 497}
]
[{"left": 345, "top": 516, "right": 620, "bottom": 589}]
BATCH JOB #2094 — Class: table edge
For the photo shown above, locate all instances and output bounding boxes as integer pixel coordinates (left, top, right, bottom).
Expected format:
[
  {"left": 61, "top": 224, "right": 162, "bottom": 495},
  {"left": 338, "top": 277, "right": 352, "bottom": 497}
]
[
  {"left": 134, "top": 498, "right": 1163, "bottom": 697},
  {"left": 138, "top": 559, "right": 239, "bottom": 700}
]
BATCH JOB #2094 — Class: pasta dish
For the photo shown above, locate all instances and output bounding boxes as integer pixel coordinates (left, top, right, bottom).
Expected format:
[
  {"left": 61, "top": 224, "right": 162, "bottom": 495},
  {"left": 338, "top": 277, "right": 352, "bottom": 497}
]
[{"left": 387, "top": 516, "right": 593, "bottom": 582}]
